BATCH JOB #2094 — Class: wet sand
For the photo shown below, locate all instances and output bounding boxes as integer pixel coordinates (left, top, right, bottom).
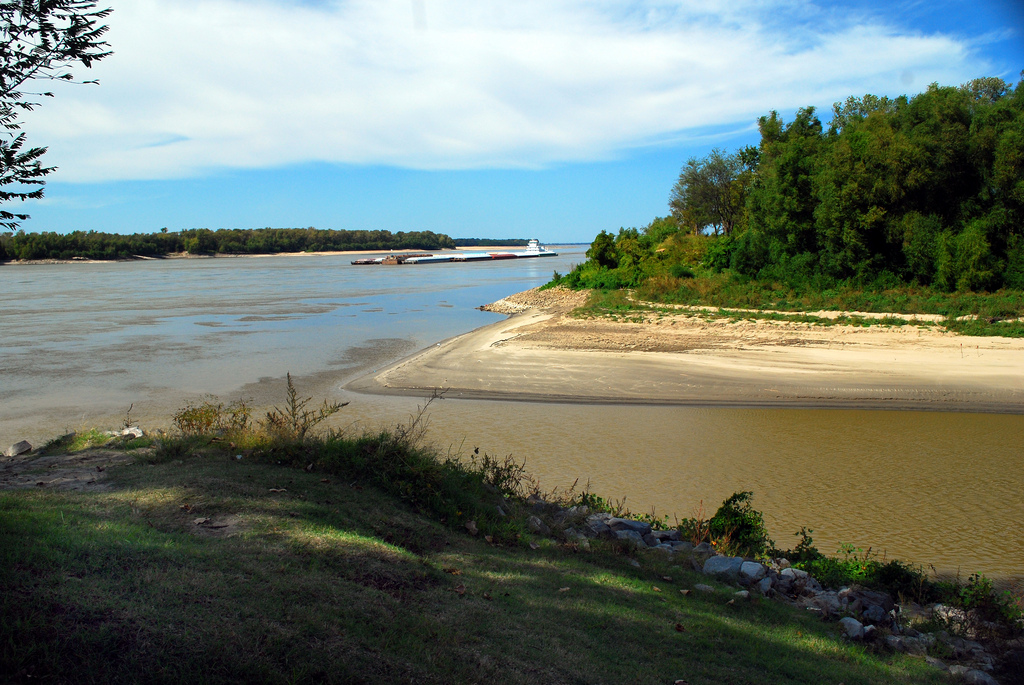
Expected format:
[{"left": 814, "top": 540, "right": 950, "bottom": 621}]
[{"left": 348, "top": 287, "right": 1024, "bottom": 412}]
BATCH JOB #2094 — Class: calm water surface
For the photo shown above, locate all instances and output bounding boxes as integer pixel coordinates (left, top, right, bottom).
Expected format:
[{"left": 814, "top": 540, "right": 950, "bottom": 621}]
[{"left": 2, "top": 251, "right": 1021, "bottom": 584}]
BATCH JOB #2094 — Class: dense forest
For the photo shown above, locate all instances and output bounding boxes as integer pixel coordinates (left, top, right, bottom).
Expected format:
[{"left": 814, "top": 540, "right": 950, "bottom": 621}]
[
  {"left": 557, "top": 77, "right": 1024, "bottom": 298},
  {"left": 0, "top": 227, "right": 456, "bottom": 261}
]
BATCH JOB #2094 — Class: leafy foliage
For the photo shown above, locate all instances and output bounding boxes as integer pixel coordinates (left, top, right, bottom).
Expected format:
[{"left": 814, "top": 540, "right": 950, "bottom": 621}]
[
  {"left": 554, "top": 77, "right": 1024, "bottom": 304},
  {"left": 1, "top": 1, "right": 112, "bottom": 229},
  {"left": 669, "top": 147, "right": 755, "bottom": 235},
  {"left": 707, "top": 491, "right": 773, "bottom": 557}
]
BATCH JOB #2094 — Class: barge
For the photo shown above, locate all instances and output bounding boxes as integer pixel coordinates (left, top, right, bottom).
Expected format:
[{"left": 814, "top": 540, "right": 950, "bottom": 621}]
[{"left": 350, "top": 239, "right": 557, "bottom": 265}]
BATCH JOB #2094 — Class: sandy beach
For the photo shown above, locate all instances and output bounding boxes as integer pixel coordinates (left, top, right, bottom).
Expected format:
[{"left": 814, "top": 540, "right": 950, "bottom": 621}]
[{"left": 348, "top": 287, "right": 1024, "bottom": 412}]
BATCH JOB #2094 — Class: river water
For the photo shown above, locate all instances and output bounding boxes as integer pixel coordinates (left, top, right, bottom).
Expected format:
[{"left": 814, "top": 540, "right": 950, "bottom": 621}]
[{"left": 2, "top": 250, "right": 1022, "bottom": 585}]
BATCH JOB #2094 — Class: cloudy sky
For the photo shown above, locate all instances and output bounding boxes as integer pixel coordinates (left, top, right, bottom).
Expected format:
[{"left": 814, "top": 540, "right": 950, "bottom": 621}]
[{"left": 16, "top": 0, "right": 1024, "bottom": 242}]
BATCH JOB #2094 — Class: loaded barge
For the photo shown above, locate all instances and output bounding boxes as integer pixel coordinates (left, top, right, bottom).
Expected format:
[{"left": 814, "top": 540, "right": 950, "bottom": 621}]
[{"left": 351, "top": 239, "right": 557, "bottom": 265}]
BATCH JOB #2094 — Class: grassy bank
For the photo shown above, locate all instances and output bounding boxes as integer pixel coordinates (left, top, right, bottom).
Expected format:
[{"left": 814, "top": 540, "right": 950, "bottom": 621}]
[
  {"left": 2, "top": 381, "right": 1018, "bottom": 683},
  {"left": 2, "top": 449, "right": 945, "bottom": 684},
  {"left": 551, "top": 268, "right": 1024, "bottom": 338}
]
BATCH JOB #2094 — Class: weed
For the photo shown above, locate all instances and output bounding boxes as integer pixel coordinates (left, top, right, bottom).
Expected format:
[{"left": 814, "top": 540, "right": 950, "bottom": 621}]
[
  {"left": 262, "top": 372, "right": 348, "bottom": 441},
  {"left": 678, "top": 499, "right": 711, "bottom": 546},
  {"left": 173, "top": 396, "right": 252, "bottom": 436}
]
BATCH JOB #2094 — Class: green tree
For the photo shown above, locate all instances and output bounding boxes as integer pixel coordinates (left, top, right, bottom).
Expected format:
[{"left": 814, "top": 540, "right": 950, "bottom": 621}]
[
  {"left": 586, "top": 229, "right": 618, "bottom": 268},
  {"left": 1, "top": 1, "right": 112, "bottom": 229},
  {"left": 669, "top": 148, "right": 750, "bottom": 236}
]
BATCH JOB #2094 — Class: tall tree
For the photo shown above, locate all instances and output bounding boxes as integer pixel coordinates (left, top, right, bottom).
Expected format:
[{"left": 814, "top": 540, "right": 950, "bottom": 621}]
[
  {"left": 1, "top": 1, "right": 112, "bottom": 230},
  {"left": 669, "top": 148, "right": 751, "bottom": 236}
]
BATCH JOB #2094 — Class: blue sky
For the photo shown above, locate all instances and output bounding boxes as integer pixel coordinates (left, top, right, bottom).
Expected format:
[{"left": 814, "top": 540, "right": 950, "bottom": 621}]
[{"left": 15, "top": 0, "right": 1024, "bottom": 243}]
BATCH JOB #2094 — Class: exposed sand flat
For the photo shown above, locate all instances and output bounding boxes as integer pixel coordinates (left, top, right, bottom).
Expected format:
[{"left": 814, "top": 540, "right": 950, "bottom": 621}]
[{"left": 348, "top": 287, "right": 1024, "bottom": 412}]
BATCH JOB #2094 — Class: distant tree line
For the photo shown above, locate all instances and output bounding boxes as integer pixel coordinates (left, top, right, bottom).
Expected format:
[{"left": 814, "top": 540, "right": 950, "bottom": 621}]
[
  {"left": 0, "top": 227, "right": 457, "bottom": 261},
  {"left": 453, "top": 238, "right": 529, "bottom": 247},
  {"left": 560, "top": 76, "right": 1024, "bottom": 293}
]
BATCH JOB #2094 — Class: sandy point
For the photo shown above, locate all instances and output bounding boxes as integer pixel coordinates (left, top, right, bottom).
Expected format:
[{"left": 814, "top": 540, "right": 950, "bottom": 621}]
[{"left": 347, "top": 286, "right": 1024, "bottom": 412}]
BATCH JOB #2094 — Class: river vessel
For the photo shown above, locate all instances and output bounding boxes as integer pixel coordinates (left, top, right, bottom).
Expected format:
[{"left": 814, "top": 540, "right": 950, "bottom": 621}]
[{"left": 349, "top": 239, "right": 557, "bottom": 265}]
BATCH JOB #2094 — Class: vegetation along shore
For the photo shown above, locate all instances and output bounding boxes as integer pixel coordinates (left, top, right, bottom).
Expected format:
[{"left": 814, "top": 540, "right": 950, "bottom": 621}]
[
  {"left": 548, "top": 77, "right": 1024, "bottom": 340},
  {"left": 2, "top": 376, "right": 1022, "bottom": 684}
]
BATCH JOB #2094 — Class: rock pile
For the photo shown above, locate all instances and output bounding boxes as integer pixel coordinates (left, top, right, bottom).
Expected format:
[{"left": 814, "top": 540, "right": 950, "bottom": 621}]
[
  {"left": 522, "top": 496, "right": 1011, "bottom": 683},
  {"left": 481, "top": 286, "right": 590, "bottom": 315}
]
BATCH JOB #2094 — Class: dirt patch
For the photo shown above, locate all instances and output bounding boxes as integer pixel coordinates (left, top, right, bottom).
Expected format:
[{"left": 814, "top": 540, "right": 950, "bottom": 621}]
[
  {"left": 189, "top": 514, "right": 246, "bottom": 538},
  {"left": 0, "top": 449, "right": 138, "bottom": 492},
  {"left": 505, "top": 312, "right": 843, "bottom": 353}
]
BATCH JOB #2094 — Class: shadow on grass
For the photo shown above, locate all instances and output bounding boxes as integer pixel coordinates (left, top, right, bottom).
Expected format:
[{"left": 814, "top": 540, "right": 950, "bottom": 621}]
[{"left": 0, "top": 456, "right": 945, "bottom": 685}]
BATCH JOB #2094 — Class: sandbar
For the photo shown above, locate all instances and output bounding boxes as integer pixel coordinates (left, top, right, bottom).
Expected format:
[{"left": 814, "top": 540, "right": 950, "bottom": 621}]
[{"left": 346, "top": 287, "right": 1024, "bottom": 412}]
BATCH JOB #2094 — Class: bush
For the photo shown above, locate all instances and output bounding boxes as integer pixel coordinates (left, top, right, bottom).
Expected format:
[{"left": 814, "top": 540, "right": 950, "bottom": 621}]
[
  {"left": 669, "top": 264, "right": 695, "bottom": 279},
  {"left": 163, "top": 382, "right": 532, "bottom": 543},
  {"left": 707, "top": 491, "right": 773, "bottom": 557}
]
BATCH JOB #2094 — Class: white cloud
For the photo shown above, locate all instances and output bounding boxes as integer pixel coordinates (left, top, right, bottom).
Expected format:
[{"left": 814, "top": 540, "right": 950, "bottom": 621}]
[{"left": 21, "top": 0, "right": 992, "bottom": 182}]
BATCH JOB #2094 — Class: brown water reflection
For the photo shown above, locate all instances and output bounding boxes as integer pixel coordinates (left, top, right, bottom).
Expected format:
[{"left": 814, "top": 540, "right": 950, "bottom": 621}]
[{"left": 339, "top": 391, "right": 1024, "bottom": 584}]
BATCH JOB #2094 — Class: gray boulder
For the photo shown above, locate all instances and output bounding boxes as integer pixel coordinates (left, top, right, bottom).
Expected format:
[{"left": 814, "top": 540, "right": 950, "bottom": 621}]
[
  {"left": 839, "top": 617, "right": 865, "bottom": 640},
  {"left": 651, "top": 543, "right": 675, "bottom": 555},
  {"left": 810, "top": 591, "right": 842, "bottom": 616},
  {"left": 702, "top": 556, "right": 744, "bottom": 581},
  {"left": 650, "top": 529, "right": 682, "bottom": 543},
  {"left": 527, "top": 515, "right": 550, "bottom": 536},
  {"left": 642, "top": 533, "right": 659, "bottom": 547},
  {"left": 756, "top": 577, "right": 772, "bottom": 595},
  {"left": 739, "top": 561, "right": 766, "bottom": 583},
  {"left": 948, "top": 666, "right": 998, "bottom": 685},
  {"left": 669, "top": 541, "right": 694, "bottom": 552},
  {"left": 614, "top": 529, "right": 648, "bottom": 548},
  {"left": 774, "top": 574, "right": 794, "bottom": 594},
  {"left": 607, "top": 518, "right": 652, "bottom": 536},
  {"left": 781, "top": 567, "right": 808, "bottom": 581},
  {"left": 886, "top": 634, "right": 933, "bottom": 656},
  {"left": 583, "top": 517, "right": 612, "bottom": 539},
  {"left": 694, "top": 584, "right": 715, "bottom": 593},
  {"left": 693, "top": 542, "right": 714, "bottom": 554},
  {"left": 563, "top": 528, "right": 591, "bottom": 550},
  {"left": 862, "top": 604, "right": 888, "bottom": 625},
  {"left": 5, "top": 440, "right": 31, "bottom": 457}
]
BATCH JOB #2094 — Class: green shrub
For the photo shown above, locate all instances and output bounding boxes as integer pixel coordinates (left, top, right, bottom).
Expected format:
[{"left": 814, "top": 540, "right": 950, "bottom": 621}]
[
  {"left": 669, "top": 263, "right": 695, "bottom": 279},
  {"left": 707, "top": 491, "right": 773, "bottom": 557}
]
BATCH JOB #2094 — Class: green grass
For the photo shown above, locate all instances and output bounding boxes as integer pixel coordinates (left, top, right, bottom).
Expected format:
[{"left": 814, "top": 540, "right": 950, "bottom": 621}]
[
  {"left": 565, "top": 276, "right": 1024, "bottom": 336},
  {"left": 0, "top": 449, "right": 946, "bottom": 684},
  {"left": 36, "top": 428, "right": 159, "bottom": 456},
  {"left": 37, "top": 428, "right": 117, "bottom": 455}
]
